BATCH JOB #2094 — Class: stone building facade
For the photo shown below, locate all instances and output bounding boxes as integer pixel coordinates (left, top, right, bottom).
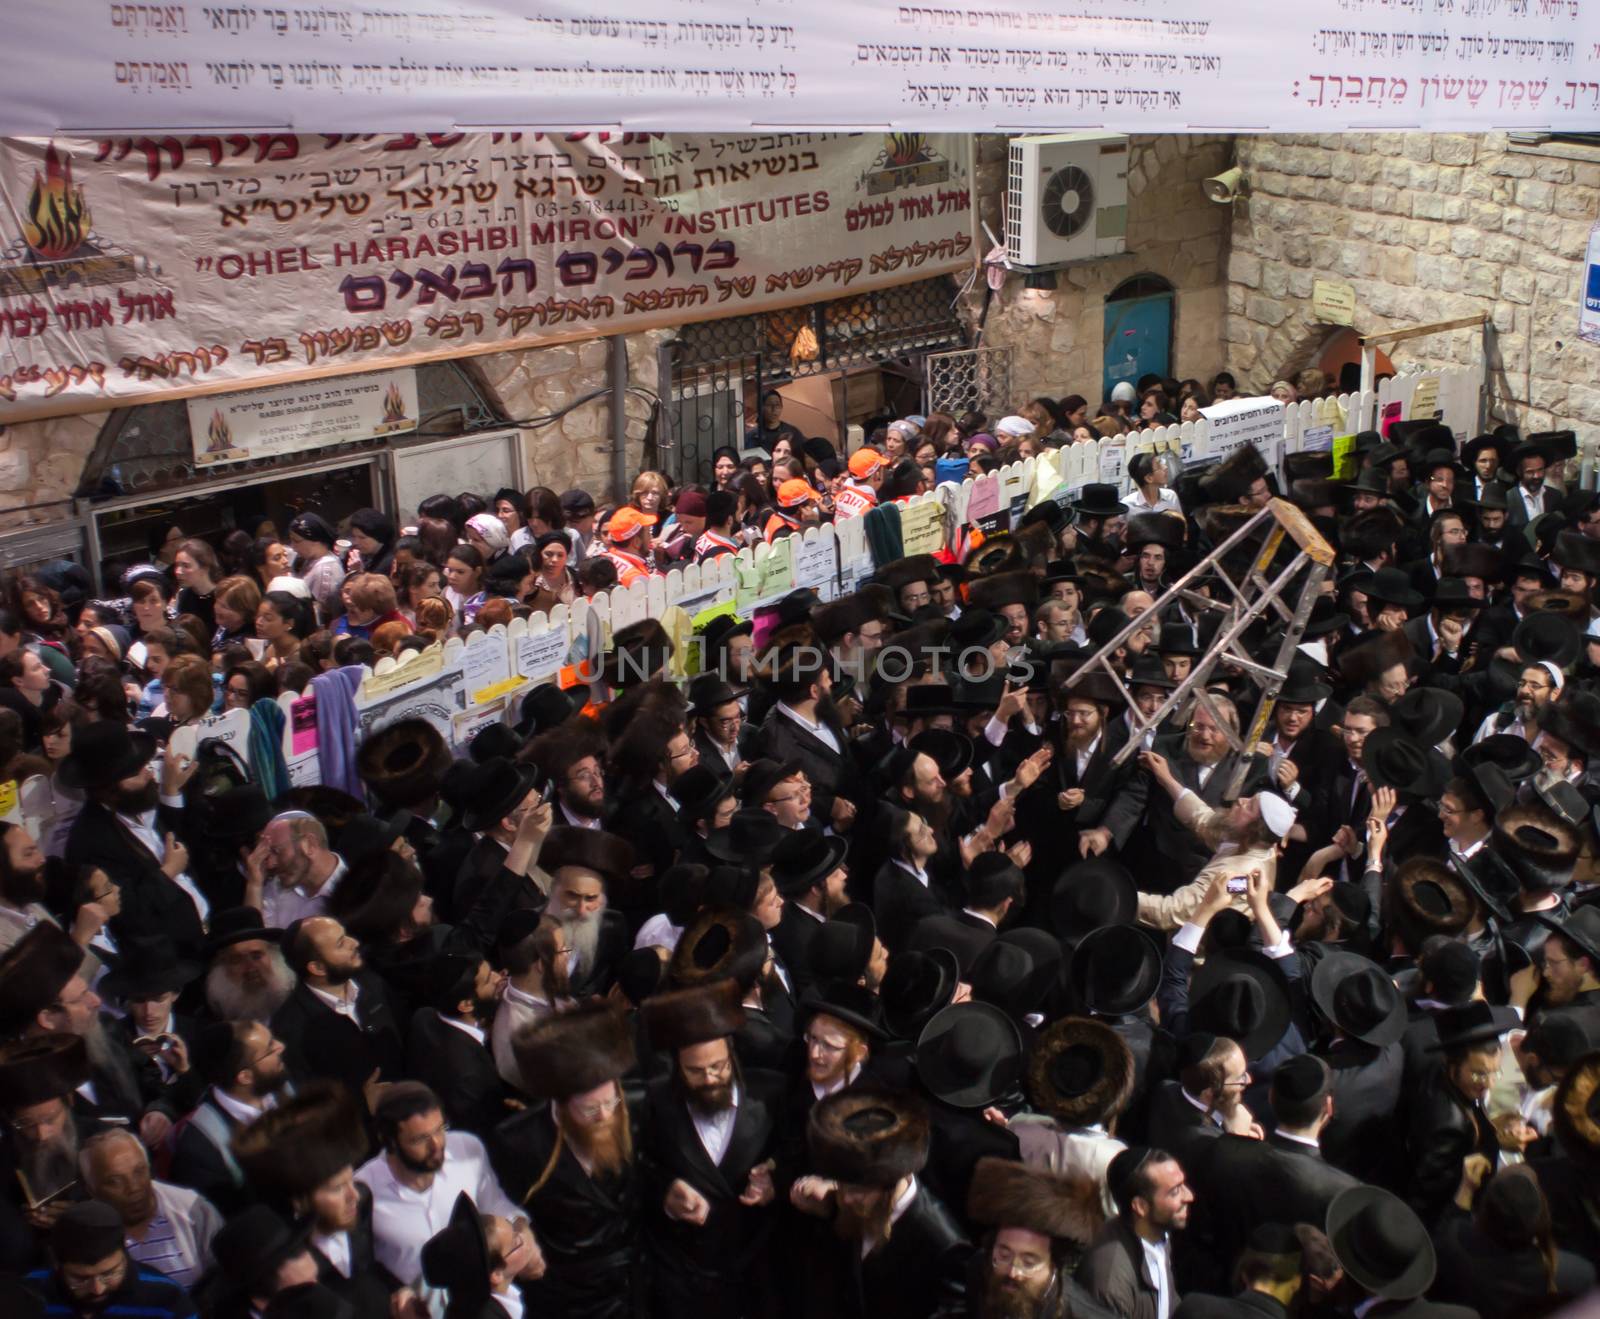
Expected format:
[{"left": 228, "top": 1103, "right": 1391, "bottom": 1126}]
[
  {"left": 970, "top": 133, "right": 1234, "bottom": 409},
  {"left": 1223, "top": 132, "right": 1599, "bottom": 434}
]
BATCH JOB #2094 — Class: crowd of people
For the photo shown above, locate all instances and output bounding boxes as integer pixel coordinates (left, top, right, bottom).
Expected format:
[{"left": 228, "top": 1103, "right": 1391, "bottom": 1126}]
[{"left": 0, "top": 382, "right": 1599, "bottom": 1319}]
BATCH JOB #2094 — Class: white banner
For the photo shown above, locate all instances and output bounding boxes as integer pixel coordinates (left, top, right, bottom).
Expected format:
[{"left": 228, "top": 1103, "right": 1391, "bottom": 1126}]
[
  {"left": 1, "top": 1, "right": 1596, "bottom": 134},
  {"left": 0, "top": 131, "right": 971, "bottom": 419},
  {"left": 188, "top": 366, "right": 416, "bottom": 466},
  {"left": 1201, "top": 396, "right": 1285, "bottom": 459}
]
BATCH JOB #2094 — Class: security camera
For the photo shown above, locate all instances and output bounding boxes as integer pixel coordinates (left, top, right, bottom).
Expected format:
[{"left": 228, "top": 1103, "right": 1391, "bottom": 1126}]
[{"left": 1204, "top": 167, "right": 1249, "bottom": 204}]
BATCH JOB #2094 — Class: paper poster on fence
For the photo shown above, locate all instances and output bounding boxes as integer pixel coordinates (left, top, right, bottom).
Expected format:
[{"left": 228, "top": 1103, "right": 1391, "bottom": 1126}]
[
  {"left": 0, "top": 132, "right": 972, "bottom": 421},
  {"left": 899, "top": 500, "right": 945, "bottom": 557},
  {"left": 1201, "top": 396, "right": 1284, "bottom": 460},
  {"left": 515, "top": 628, "right": 569, "bottom": 682},
  {"left": 793, "top": 533, "right": 838, "bottom": 597},
  {"left": 734, "top": 538, "right": 796, "bottom": 609},
  {"left": 1409, "top": 377, "right": 1440, "bottom": 420}
]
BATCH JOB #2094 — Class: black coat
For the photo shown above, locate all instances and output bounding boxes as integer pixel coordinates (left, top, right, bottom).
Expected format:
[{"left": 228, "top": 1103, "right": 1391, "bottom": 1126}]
[
  {"left": 308, "top": 1184, "right": 400, "bottom": 1319},
  {"left": 907, "top": 911, "right": 997, "bottom": 976},
  {"left": 1130, "top": 740, "right": 1268, "bottom": 890},
  {"left": 271, "top": 972, "right": 405, "bottom": 1094},
  {"left": 167, "top": 1091, "right": 255, "bottom": 1216},
  {"left": 605, "top": 787, "right": 690, "bottom": 916},
  {"left": 64, "top": 802, "right": 206, "bottom": 960},
  {"left": 640, "top": 1069, "right": 787, "bottom": 1319},
  {"left": 568, "top": 909, "right": 632, "bottom": 998},
  {"left": 919, "top": 1097, "right": 1021, "bottom": 1236},
  {"left": 827, "top": 1182, "right": 970, "bottom": 1319},
  {"left": 1432, "top": 1204, "right": 1595, "bottom": 1319},
  {"left": 404, "top": 1009, "right": 508, "bottom": 1137},
  {"left": 772, "top": 902, "right": 826, "bottom": 994},
  {"left": 488, "top": 1103, "right": 644, "bottom": 1319},
  {"left": 1406, "top": 1072, "right": 1498, "bottom": 1221},
  {"left": 756, "top": 706, "right": 866, "bottom": 827},
  {"left": 872, "top": 858, "right": 945, "bottom": 954},
  {"left": 1186, "top": 1133, "right": 1358, "bottom": 1291},
  {"left": 1319, "top": 1038, "right": 1405, "bottom": 1189},
  {"left": 1174, "top": 1292, "right": 1289, "bottom": 1319},
  {"left": 1145, "top": 1081, "right": 1223, "bottom": 1159}
]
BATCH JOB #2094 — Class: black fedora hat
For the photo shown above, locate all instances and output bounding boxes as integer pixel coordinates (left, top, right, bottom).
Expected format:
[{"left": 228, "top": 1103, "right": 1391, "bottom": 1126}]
[
  {"left": 1461, "top": 432, "right": 1512, "bottom": 472},
  {"left": 1278, "top": 659, "right": 1333, "bottom": 705},
  {"left": 1513, "top": 610, "right": 1581, "bottom": 671},
  {"left": 1310, "top": 950, "right": 1405, "bottom": 1047},
  {"left": 1302, "top": 596, "right": 1351, "bottom": 637},
  {"left": 880, "top": 947, "right": 959, "bottom": 1041},
  {"left": 687, "top": 672, "right": 747, "bottom": 718},
  {"left": 1427, "top": 577, "right": 1484, "bottom": 613},
  {"left": 767, "top": 826, "right": 848, "bottom": 898},
  {"left": 1388, "top": 686, "right": 1464, "bottom": 748},
  {"left": 1157, "top": 621, "right": 1201, "bottom": 655},
  {"left": 1190, "top": 948, "right": 1291, "bottom": 1059},
  {"left": 1025, "top": 1016, "right": 1136, "bottom": 1126},
  {"left": 1127, "top": 655, "right": 1176, "bottom": 692},
  {"left": 809, "top": 904, "right": 878, "bottom": 984},
  {"left": 972, "top": 928, "right": 1062, "bottom": 1021},
  {"left": 949, "top": 609, "right": 1008, "bottom": 652},
  {"left": 468, "top": 722, "right": 519, "bottom": 765},
  {"left": 1363, "top": 567, "right": 1423, "bottom": 610},
  {"left": 457, "top": 756, "right": 540, "bottom": 833},
  {"left": 1361, "top": 728, "right": 1448, "bottom": 802},
  {"left": 909, "top": 729, "right": 974, "bottom": 781},
  {"left": 801, "top": 980, "right": 887, "bottom": 1042},
  {"left": 1552, "top": 529, "right": 1600, "bottom": 579},
  {"left": 333, "top": 812, "right": 410, "bottom": 868},
  {"left": 705, "top": 808, "right": 788, "bottom": 867},
  {"left": 514, "top": 682, "right": 575, "bottom": 737},
  {"left": 1326, "top": 1186, "right": 1436, "bottom": 1300},
  {"left": 670, "top": 764, "right": 736, "bottom": 828},
  {"left": 1538, "top": 692, "right": 1600, "bottom": 760},
  {"left": 1425, "top": 1000, "right": 1515, "bottom": 1053},
  {"left": 915, "top": 1001, "right": 1024, "bottom": 1110},
  {"left": 1067, "top": 923, "right": 1161, "bottom": 1015},
  {"left": 1460, "top": 733, "right": 1541, "bottom": 784},
  {"left": 902, "top": 684, "right": 965, "bottom": 719},
  {"left": 1071, "top": 483, "right": 1126, "bottom": 519},
  {"left": 740, "top": 757, "right": 804, "bottom": 811},
  {"left": 57, "top": 721, "right": 157, "bottom": 791},
  {"left": 98, "top": 934, "right": 202, "bottom": 1002},
  {"left": 1536, "top": 905, "right": 1600, "bottom": 969},
  {"left": 1051, "top": 858, "right": 1136, "bottom": 946},
  {"left": 203, "top": 906, "right": 284, "bottom": 959},
  {"left": 421, "top": 1192, "right": 491, "bottom": 1307},
  {"left": 1060, "top": 669, "right": 1125, "bottom": 709}
]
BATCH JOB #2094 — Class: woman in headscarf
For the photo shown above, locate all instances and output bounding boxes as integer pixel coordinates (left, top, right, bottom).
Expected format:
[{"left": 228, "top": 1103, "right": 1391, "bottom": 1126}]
[
  {"left": 286, "top": 511, "right": 346, "bottom": 625},
  {"left": 347, "top": 507, "right": 398, "bottom": 578},
  {"left": 464, "top": 512, "right": 510, "bottom": 564}
]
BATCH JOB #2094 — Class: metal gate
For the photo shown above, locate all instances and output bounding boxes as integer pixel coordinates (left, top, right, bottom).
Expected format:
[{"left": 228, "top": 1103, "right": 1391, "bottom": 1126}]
[
  {"left": 924, "top": 346, "right": 1012, "bottom": 422},
  {"left": 657, "top": 276, "right": 967, "bottom": 487}
]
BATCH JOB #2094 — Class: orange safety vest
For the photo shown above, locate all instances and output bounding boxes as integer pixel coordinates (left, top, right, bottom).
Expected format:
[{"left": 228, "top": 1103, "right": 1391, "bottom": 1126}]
[
  {"left": 764, "top": 512, "right": 799, "bottom": 544},
  {"left": 601, "top": 547, "right": 652, "bottom": 587},
  {"left": 833, "top": 481, "right": 878, "bottom": 520},
  {"left": 695, "top": 530, "right": 740, "bottom": 562}
]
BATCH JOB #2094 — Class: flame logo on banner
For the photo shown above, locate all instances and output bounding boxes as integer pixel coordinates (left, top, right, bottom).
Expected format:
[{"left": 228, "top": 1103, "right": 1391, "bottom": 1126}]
[
  {"left": 885, "top": 134, "right": 929, "bottom": 168},
  {"left": 381, "top": 381, "right": 407, "bottom": 423},
  {"left": 23, "top": 146, "right": 92, "bottom": 261},
  {"left": 206, "top": 409, "right": 233, "bottom": 452}
]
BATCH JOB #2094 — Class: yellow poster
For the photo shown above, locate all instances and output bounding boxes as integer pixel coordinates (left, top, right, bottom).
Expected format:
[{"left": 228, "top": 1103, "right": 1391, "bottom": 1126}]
[
  {"left": 899, "top": 499, "right": 945, "bottom": 556},
  {"left": 1331, "top": 434, "right": 1358, "bottom": 480},
  {"left": 1410, "top": 377, "right": 1440, "bottom": 419},
  {"left": 1312, "top": 280, "right": 1356, "bottom": 327}
]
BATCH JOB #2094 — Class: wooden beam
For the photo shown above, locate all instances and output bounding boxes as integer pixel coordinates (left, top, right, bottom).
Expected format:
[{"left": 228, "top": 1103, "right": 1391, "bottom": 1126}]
[{"left": 1358, "top": 312, "right": 1489, "bottom": 349}]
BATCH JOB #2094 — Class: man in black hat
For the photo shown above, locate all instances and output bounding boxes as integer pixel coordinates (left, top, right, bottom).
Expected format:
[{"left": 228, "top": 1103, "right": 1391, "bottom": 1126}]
[
  {"left": 539, "top": 827, "right": 634, "bottom": 997},
  {"left": 200, "top": 907, "right": 295, "bottom": 1024},
  {"left": 1504, "top": 440, "right": 1555, "bottom": 528},
  {"left": 232, "top": 1081, "right": 396, "bottom": 1318},
  {"left": 488, "top": 1004, "right": 643, "bottom": 1318},
  {"left": 965, "top": 1155, "right": 1116, "bottom": 1319},
  {"left": 1401, "top": 577, "right": 1481, "bottom": 679},
  {"left": 525, "top": 718, "right": 609, "bottom": 833},
  {"left": 99, "top": 935, "right": 202, "bottom": 1114},
  {"left": 638, "top": 980, "right": 786, "bottom": 1319},
  {"left": 792, "top": 1086, "right": 971, "bottom": 1319},
  {"left": 756, "top": 647, "right": 862, "bottom": 837},
  {"left": 270, "top": 916, "right": 405, "bottom": 1096},
  {"left": 418, "top": 1191, "right": 519, "bottom": 1319},
  {"left": 0, "top": 1034, "right": 101, "bottom": 1259},
  {"left": 908, "top": 853, "right": 1024, "bottom": 974},
  {"left": 24, "top": 1198, "right": 196, "bottom": 1317},
  {"left": 198, "top": 1201, "right": 324, "bottom": 1317},
  {"left": 769, "top": 826, "right": 850, "bottom": 991},
  {"left": 1183, "top": 1055, "right": 1358, "bottom": 1299},
  {"left": 689, "top": 673, "right": 751, "bottom": 774},
  {"left": 1323, "top": 1185, "right": 1462, "bottom": 1314},
  {"left": 1078, "top": 1144, "right": 1192, "bottom": 1319},
  {"left": 450, "top": 756, "right": 552, "bottom": 919},
  {"left": 404, "top": 950, "right": 509, "bottom": 1137},
  {"left": 60, "top": 722, "right": 205, "bottom": 962}
]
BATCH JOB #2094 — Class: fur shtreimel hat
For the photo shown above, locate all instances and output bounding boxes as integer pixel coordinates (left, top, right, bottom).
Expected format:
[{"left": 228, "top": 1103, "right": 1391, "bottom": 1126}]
[
  {"left": 1198, "top": 445, "right": 1269, "bottom": 504},
  {"left": 1491, "top": 803, "right": 1581, "bottom": 893},
  {"left": 807, "top": 1086, "right": 930, "bottom": 1188},
  {"left": 641, "top": 979, "right": 747, "bottom": 1052},
  {"left": 967, "top": 1155, "right": 1105, "bottom": 1248},
  {"left": 232, "top": 1080, "right": 371, "bottom": 1204},
  {"left": 513, "top": 1002, "right": 636, "bottom": 1100}
]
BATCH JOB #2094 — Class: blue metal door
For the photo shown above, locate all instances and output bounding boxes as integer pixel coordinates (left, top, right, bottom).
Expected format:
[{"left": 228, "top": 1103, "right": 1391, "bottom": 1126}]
[{"left": 1103, "top": 292, "right": 1172, "bottom": 400}]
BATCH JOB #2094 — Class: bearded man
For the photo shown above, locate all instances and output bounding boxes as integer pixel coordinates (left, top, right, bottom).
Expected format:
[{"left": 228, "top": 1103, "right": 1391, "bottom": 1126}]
[
  {"left": 1078, "top": 1146, "right": 1193, "bottom": 1319},
  {"left": 790, "top": 1086, "right": 970, "bottom": 1319},
  {"left": 0, "top": 1034, "right": 102, "bottom": 1260},
  {"left": 271, "top": 916, "right": 404, "bottom": 1094},
  {"left": 488, "top": 1003, "right": 643, "bottom": 1319},
  {"left": 404, "top": 953, "right": 509, "bottom": 1138},
  {"left": 965, "top": 1157, "right": 1116, "bottom": 1319},
  {"left": 489, "top": 911, "right": 574, "bottom": 1088},
  {"left": 537, "top": 828, "right": 632, "bottom": 997},
  {"left": 0, "top": 823, "right": 73, "bottom": 956},
  {"left": 202, "top": 908, "right": 296, "bottom": 1023},
  {"left": 639, "top": 980, "right": 786, "bottom": 1319},
  {"left": 60, "top": 722, "right": 206, "bottom": 960}
]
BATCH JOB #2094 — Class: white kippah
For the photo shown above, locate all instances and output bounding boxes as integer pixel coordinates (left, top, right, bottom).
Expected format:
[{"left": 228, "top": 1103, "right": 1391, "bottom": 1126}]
[
  {"left": 1258, "top": 791, "right": 1298, "bottom": 839},
  {"left": 1539, "top": 661, "right": 1565, "bottom": 692},
  {"left": 267, "top": 575, "right": 311, "bottom": 599}
]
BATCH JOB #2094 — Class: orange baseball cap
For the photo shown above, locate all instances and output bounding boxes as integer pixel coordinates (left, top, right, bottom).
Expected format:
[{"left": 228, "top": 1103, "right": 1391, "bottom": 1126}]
[
  {"left": 777, "top": 478, "right": 818, "bottom": 509},
  {"left": 848, "top": 448, "right": 887, "bottom": 479},
  {"left": 605, "top": 507, "right": 658, "bottom": 541}
]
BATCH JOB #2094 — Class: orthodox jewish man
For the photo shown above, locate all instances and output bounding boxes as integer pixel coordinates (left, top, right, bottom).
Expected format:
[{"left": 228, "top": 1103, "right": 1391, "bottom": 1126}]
[
  {"left": 488, "top": 1003, "right": 642, "bottom": 1319},
  {"left": 638, "top": 978, "right": 787, "bottom": 1319}
]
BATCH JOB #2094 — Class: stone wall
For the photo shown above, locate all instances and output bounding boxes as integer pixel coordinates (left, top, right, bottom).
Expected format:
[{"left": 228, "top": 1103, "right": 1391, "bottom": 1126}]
[
  {"left": 968, "top": 133, "right": 1233, "bottom": 409},
  {"left": 0, "top": 330, "right": 666, "bottom": 533},
  {"left": 1225, "top": 133, "right": 1600, "bottom": 433}
]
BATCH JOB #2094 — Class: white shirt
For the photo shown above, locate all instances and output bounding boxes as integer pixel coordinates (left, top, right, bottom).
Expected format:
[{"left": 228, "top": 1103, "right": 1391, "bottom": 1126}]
[
  {"left": 1274, "top": 1129, "right": 1322, "bottom": 1151},
  {"left": 307, "top": 979, "right": 361, "bottom": 1023},
  {"left": 1141, "top": 1234, "right": 1173, "bottom": 1319},
  {"left": 704, "top": 738, "right": 741, "bottom": 772},
  {"left": 634, "top": 913, "right": 684, "bottom": 952},
  {"left": 778, "top": 703, "right": 841, "bottom": 754},
  {"left": 118, "top": 809, "right": 209, "bottom": 924},
  {"left": 1073, "top": 734, "right": 1102, "bottom": 780},
  {"left": 356, "top": 1132, "right": 519, "bottom": 1285},
  {"left": 960, "top": 908, "right": 997, "bottom": 928},
  {"left": 491, "top": 986, "right": 566, "bottom": 1089},
  {"left": 440, "top": 1012, "right": 487, "bottom": 1047},
  {"left": 313, "top": 1228, "right": 352, "bottom": 1278},
  {"left": 1519, "top": 485, "right": 1546, "bottom": 518},
  {"left": 812, "top": 1061, "right": 862, "bottom": 1102},
  {"left": 892, "top": 857, "right": 930, "bottom": 889},
  {"left": 495, "top": 1289, "right": 524, "bottom": 1319},
  {"left": 211, "top": 1087, "right": 275, "bottom": 1126},
  {"left": 559, "top": 800, "right": 602, "bottom": 830},
  {"left": 259, "top": 856, "right": 347, "bottom": 929},
  {"left": 691, "top": 1082, "right": 740, "bottom": 1165},
  {"left": 1123, "top": 486, "right": 1182, "bottom": 516}
]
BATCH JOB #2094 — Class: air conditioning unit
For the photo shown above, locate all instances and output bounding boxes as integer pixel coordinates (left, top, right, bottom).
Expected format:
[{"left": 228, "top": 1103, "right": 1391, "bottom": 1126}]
[{"left": 1005, "top": 133, "right": 1129, "bottom": 267}]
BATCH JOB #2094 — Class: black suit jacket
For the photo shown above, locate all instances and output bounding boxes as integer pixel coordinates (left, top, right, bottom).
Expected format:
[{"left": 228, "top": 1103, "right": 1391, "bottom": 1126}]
[
  {"left": 841, "top": 1183, "right": 969, "bottom": 1319},
  {"left": 640, "top": 1068, "right": 786, "bottom": 1307},
  {"left": 1146, "top": 1080, "right": 1223, "bottom": 1158},
  {"left": 872, "top": 858, "right": 945, "bottom": 953},
  {"left": 1173, "top": 1292, "right": 1289, "bottom": 1319},
  {"left": 1319, "top": 1038, "right": 1404, "bottom": 1188},
  {"left": 404, "top": 1009, "right": 508, "bottom": 1137},
  {"left": 568, "top": 909, "right": 630, "bottom": 998},
  {"left": 272, "top": 972, "right": 405, "bottom": 1093},
  {"left": 489, "top": 1102, "right": 643, "bottom": 1319},
  {"left": 168, "top": 1091, "right": 254, "bottom": 1216},
  {"left": 907, "top": 912, "right": 996, "bottom": 976},
  {"left": 757, "top": 707, "right": 865, "bottom": 825},
  {"left": 772, "top": 902, "right": 826, "bottom": 994},
  {"left": 64, "top": 802, "right": 205, "bottom": 960},
  {"left": 1133, "top": 738, "right": 1268, "bottom": 889},
  {"left": 309, "top": 1184, "right": 399, "bottom": 1319}
]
